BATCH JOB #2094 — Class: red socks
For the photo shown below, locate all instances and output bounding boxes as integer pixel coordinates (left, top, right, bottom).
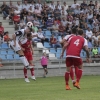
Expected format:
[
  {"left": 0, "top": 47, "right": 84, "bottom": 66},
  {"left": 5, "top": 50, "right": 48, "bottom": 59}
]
[
  {"left": 65, "top": 72, "right": 70, "bottom": 85},
  {"left": 75, "top": 66, "right": 78, "bottom": 79},
  {"left": 70, "top": 67, "right": 74, "bottom": 80},
  {"left": 23, "top": 67, "right": 27, "bottom": 78},
  {"left": 30, "top": 68, "right": 34, "bottom": 76},
  {"left": 77, "top": 69, "right": 82, "bottom": 83}
]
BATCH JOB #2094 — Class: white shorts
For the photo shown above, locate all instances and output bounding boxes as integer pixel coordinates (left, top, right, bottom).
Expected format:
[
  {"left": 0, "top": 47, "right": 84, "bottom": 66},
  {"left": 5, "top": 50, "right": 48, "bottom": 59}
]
[{"left": 10, "top": 40, "right": 21, "bottom": 52}]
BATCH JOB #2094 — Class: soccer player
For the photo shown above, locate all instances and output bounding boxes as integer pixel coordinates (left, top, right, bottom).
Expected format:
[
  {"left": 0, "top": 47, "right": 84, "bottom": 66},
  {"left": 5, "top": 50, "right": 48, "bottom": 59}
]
[
  {"left": 61, "top": 28, "right": 79, "bottom": 85},
  {"left": 21, "top": 33, "right": 36, "bottom": 82},
  {"left": 61, "top": 29, "right": 90, "bottom": 90},
  {"left": 10, "top": 22, "right": 33, "bottom": 69}
]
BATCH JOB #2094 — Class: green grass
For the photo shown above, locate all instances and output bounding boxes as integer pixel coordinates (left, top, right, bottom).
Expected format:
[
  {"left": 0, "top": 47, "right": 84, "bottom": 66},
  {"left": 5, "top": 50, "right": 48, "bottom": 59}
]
[{"left": 0, "top": 76, "right": 100, "bottom": 100}]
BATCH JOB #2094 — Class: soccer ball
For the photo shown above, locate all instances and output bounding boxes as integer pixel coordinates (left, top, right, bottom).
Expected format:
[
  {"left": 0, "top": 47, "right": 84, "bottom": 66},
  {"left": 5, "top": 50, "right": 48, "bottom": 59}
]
[{"left": 27, "top": 22, "right": 33, "bottom": 28}]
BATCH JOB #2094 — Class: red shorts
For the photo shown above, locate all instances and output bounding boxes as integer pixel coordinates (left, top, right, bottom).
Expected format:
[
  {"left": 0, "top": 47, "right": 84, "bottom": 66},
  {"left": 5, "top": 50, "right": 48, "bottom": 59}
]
[
  {"left": 66, "top": 57, "right": 82, "bottom": 67},
  {"left": 24, "top": 52, "right": 33, "bottom": 61}
]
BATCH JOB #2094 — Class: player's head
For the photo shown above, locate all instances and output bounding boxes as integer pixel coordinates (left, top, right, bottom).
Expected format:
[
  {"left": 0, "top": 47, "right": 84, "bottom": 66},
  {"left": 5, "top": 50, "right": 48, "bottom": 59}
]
[
  {"left": 24, "top": 27, "right": 32, "bottom": 34},
  {"left": 27, "top": 33, "right": 32, "bottom": 40},
  {"left": 43, "top": 52, "right": 46, "bottom": 56},
  {"left": 71, "top": 28, "right": 77, "bottom": 35},
  {"left": 78, "top": 29, "right": 84, "bottom": 36}
]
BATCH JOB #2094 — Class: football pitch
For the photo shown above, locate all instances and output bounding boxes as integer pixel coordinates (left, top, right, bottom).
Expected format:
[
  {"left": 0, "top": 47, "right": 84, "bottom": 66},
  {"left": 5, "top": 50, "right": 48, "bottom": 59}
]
[{"left": 0, "top": 76, "right": 100, "bottom": 100}]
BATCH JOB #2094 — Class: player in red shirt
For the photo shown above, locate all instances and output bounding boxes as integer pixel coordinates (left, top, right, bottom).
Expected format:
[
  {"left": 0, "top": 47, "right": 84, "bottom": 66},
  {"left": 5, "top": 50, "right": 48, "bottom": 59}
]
[
  {"left": 61, "top": 28, "right": 79, "bottom": 86},
  {"left": 21, "top": 33, "right": 36, "bottom": 82},
  {"left": 61, "top": 29, "right": 90, "bottom": 90}
]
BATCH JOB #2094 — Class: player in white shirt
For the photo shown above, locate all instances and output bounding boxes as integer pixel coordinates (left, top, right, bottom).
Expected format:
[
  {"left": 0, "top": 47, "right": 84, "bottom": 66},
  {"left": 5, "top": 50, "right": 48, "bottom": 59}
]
[{"left": 10, "top": 22, "right": 33, "bottom": 69}]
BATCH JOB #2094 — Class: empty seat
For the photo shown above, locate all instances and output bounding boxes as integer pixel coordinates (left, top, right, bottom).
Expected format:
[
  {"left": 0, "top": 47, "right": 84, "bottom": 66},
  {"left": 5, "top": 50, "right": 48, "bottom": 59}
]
[
  {"left": 37, "top": 42, "right": 44, "bottom": 48},
  {"left": 43, "top": 49, "right": 50, "bottom": 54},
  {"left": 49, "top": 53, "right": 55, "bottom": 58},
  {"left": 50, "top": 48, "right": 56, "bottom": 53},
  {"left": 0, "top": 55, "right": 6, "bottom": 60},
  {"left": 44, "top": 42, "right": 51, "bottom": 48},
  {"left": 57, "top": 48, "right": 62, "bottom": 53},
  {"left": 14, "top": 54, "right": 20, "bottom": 60},
  {"left": 0, "top": 50, "right": 7, "bottom": 55},
  {"left": 56, "top": 53, "right": 61, "bottom": 59},
  {"left": 45, "top": 30, "right": 51, "bottom": 36},
  {"left": 8, "top": 50, "right": 15, "bottom": 54},
  {"left": 7, "top": 55, "right": 14, "bottom": 60},
  {"left": 1, "top": 43, "right": 9, "bottom": 49}
]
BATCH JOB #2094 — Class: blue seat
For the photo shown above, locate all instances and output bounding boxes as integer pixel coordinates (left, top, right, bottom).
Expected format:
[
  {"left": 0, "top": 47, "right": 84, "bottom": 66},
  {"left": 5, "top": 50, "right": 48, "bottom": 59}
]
[
  {"left": 8, "top": 50, "right": 15, "bottom": 54},
  {"left": 14, "top": 54, "right": 20, "bottom": 60},
  {"left": 80, "top": 50, "right": 86, "bottom": 58},
  {"left": 0, "top": 50, "right": 7, "bottom": 55},
  {"left": 1, "top": 43, "right": 9, "bottom": 49},
  {"left": 0, "top": 55, "right": 7, "bottom": 60},
  {"left": 44, "top": 42, "right": 51, "bottom": 48},
  {"left": 7, "top": 55, "right": 14, "bottom": 60},
  {"left": 98, "top": 47, "right": 100, "bottom": 54},
  {"left": 57, "top": 48, "right": 62, "bottom": 53},
  {"left": 50, "top": 48, "right": 56, "bottom": 53},
  {"left": 56, "top": 53, "right": 61, "bottom": 59},
  {"left": 45, "top": 30, "right": 51, "bottom": 36}
]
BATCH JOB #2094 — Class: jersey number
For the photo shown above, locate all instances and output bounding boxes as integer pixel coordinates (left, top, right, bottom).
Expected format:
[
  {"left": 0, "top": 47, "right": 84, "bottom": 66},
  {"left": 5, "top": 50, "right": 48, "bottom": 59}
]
[{"left": 74, "top": 39, "right": 80, "bottom": 46}]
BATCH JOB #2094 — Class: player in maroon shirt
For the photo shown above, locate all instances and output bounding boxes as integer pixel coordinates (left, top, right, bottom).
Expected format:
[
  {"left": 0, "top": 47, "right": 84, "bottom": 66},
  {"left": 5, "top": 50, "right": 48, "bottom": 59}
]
[
  {"left": 21, "top": 33, "right": 36, "bottom": 82},
  {"left": 61, "top": 29, "right": 90, "bottom": 90}
]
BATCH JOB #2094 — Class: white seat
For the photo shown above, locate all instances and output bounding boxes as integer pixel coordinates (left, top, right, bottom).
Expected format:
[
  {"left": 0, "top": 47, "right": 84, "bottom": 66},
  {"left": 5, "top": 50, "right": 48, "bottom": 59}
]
[
  {"left": 49, "top": 53, "right": 57, "bottom": 60},
  {"left": 43, "top": 49, "right": 49, "bottom": 54},
  {"left": 37, "top": 42, "right": 44, "bottom": 48}
]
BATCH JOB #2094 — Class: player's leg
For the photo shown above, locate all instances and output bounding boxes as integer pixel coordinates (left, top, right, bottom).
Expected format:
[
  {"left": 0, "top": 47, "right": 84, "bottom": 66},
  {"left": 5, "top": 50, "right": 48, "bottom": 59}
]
[
  {"left": 74, "top": 58, "right": 83, "bottom": 89},
  {"left": 27, "top": 53, "right": 36, "bottom": 80},
  {"left": 10, "top": 41, "right": 31, "bottom": 69},
  {"left": 65, "top": 57, "right": 73, "bottom": 90},
  {"left": 43, "top": 66, "right": 47, "bottom": 78},
  {"left": 74, "top": 66, "right": 79, "bottom": 79},
  {"left": 23, "top": 67, "right": 30, "bottom": 82},
  {"left": 70, "top": 66, "right": 75, "bottom": 84}
]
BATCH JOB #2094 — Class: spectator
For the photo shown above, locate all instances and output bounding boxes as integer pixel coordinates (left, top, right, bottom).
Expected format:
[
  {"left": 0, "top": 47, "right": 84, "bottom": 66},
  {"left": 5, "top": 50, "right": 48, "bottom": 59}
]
[
  {"left": 52, "top": 21, "right": 59, "bottom": 36},
  {"left": 16, "top": 1, "right": 22, "bottom": 11},
  {"left": 32, "top": 23, "right": 38, "bottom": 32},
  {"left": 58, "top": 22, "right": 66, "bottom": 36},
  {"left": 26, "top": 12, "right": 34, "bottom": 22},
  {"left": 63, "top": 2, "right": 68, "bottom": 11},
  {"left": 0, "top": 22, "right": 4, "bottom": 36},
  {"left": 14, "top": 7, "right": 21, "bottom": 15},
  {"left": 80, "top": 0, "right": 87, "bottom": 10},
  {"left": 49, "top": 1, "right": 55, "bottom": 11},
  {"left": 71, "top": 0, "right": 80, "bottom": 9},
  {"left": 54, "top": 6, "right": 61, "bottom": 18},
  {"left": 37, "top": 28, "right": 49, "bottom": 44},
  {"left": 9, "top": 1, "right": 15, "bottom": 9},
  {"left": 34, "top": 6, "right": 42, "bottom": 19},
  {"left": 1, "top": 1, "right": 10, "bottom": 19},
  {"left": 88, "top": 0, "right": 95, "bottom": 10},
  {"left": 92, "top": 46, "right": 98, "bottom": 58},
  {"left": 46, "top": 17, "right": 54, "bottom": 30},
  {"left": 56, "top": 1, "right": 62, "bottom": 10},
  {"left": 50, "top": 34, "right": 61, "bottom": 48},
  {"left": 28, "top": 5, "right": 34, "bottom": 14},
  {"left": 12, "top": 12, "right": 20, "bottom": 30},
  {"left": 33, "top": 17, "right": 40, "bottom": 28},
  {"left": 86, "top": 27, "right": 93, "bottom": 40},
  {"left": 20, "top": 8, "right": 28, "bottom": 21},
  {"left": 23, "top": 0, "right": 30, "bottom": 11},
  {"left": 3, "top": 31, "right": 10, "bottom": 43}
]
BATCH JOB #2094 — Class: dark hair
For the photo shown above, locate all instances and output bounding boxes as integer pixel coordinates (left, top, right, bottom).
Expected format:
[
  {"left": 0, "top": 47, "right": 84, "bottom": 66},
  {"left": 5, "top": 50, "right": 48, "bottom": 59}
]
[
  {"left": 78, "top": 29, "right": 84, "bottom": 35},
  {"left": 72, "top": 28, "right": 77, "bottom": 34},
  {"left": 27, "top": 33, "right": 32, "bottom": 37}
]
